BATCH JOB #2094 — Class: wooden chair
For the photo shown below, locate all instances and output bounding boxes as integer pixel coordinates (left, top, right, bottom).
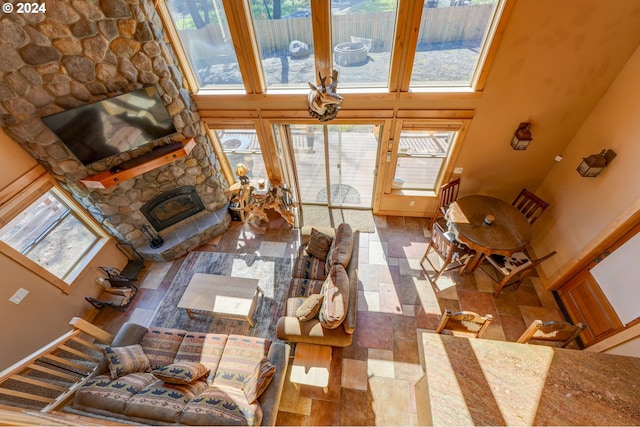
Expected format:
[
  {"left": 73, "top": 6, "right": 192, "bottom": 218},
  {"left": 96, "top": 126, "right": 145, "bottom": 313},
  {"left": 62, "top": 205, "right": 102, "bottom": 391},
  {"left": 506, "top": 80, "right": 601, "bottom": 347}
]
[
  {"left": 436, "top": 309, "right": 493, "bottom": 338},
  {"left": 517, "top": 320, "right": 586, "bottom": 348},
  {"left": 420, "top": 221, "right": 475, "bottom": 283},
  {"left": 479, "top": 251, "right": 557, "bottom": 297},
  {"left": 428, "top": 178, "right": 461, "bottom": 229},
  {"left": 512, "top": 188, "right": 549, "bottom": 224}
]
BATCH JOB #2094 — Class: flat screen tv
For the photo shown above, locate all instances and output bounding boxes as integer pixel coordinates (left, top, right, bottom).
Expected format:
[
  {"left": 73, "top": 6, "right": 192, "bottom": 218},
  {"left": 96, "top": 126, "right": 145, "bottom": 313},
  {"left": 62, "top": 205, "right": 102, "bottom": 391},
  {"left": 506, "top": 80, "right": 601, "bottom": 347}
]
[{"left": 42, "top": 86, "right": 177, "bottom": 166}]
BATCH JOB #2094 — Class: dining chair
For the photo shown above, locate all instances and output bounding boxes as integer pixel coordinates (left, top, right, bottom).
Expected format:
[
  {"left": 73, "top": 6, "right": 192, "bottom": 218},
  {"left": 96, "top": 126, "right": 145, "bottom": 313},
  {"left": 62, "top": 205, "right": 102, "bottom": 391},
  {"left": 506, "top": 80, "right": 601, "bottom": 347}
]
[
  {"left": 517, "top": 319, "right": 586, "bottom": 348},
  {"left": 420, "top": 221, "right": 475, "bottom": 283},
  {"left": 479, "top": 250, "right": 557, "bottom": 297},
  {"left": 428, "top": 178, "right": 461, "bottom": 229},
  {"left": 512, "top": 188, "right": 549, "bottom": 224},
  {"left": 435, "top": 309, "right": 493, "bottom": 338}
]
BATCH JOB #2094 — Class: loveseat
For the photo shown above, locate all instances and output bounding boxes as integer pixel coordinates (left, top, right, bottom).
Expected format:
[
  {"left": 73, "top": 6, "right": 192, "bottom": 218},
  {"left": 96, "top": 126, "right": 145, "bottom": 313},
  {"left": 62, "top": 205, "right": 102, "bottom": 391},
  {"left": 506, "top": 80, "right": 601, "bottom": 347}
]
[
  {"left": 69, "top": 322, "right": 290, "bottom": 426},
  {"left": 276, "top": 223, "right": 359, "bottom": 347}
]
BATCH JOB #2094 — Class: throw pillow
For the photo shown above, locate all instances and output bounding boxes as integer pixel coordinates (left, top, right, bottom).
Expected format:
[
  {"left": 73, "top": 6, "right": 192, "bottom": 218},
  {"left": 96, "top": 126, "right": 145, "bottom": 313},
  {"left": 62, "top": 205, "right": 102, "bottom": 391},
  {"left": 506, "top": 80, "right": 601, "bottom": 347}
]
[
  {"left": 241, "top": 358, "right": 276, "bottom": 404},
  {"left": 305, "top": 228, "right": 333, "bottom": 261},
  {"left": 103, "top": 344, "right": 151, "bottom": 380},
  {"left": 318, "top": 264, "right": 350, "bottom": 329},
  {"left": 295, "top": 294, "right": 324, "bottom": 321},
  {"left": 152, "top": 361, "right": 210, "bottom": 385}
]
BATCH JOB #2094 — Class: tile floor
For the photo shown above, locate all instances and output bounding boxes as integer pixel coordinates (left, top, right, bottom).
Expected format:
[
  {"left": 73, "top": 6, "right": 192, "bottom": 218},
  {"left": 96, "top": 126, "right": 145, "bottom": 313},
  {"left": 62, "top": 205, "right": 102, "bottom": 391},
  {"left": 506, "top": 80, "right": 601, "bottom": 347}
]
[{"left": 92, "top": 213, "right": 571, "bottom": 426}]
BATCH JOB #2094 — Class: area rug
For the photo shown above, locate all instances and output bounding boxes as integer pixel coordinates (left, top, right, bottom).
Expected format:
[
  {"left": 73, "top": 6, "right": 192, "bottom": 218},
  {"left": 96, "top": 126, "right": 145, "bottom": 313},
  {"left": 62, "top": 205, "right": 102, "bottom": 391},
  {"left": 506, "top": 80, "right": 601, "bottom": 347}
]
[
  {"left": 151, "top": 252, "right": 291, "bottom": 342},
  {"left": 302, "top": 204, "right": 376, "bottom": 233}
]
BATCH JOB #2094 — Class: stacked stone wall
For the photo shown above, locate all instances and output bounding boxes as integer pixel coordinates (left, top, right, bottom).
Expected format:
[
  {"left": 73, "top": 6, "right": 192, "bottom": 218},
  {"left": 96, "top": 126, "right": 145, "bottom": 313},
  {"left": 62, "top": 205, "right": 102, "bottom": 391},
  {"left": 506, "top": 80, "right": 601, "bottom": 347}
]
[{"left": 0, "top": 0, "right": 229, "bottom": 252}]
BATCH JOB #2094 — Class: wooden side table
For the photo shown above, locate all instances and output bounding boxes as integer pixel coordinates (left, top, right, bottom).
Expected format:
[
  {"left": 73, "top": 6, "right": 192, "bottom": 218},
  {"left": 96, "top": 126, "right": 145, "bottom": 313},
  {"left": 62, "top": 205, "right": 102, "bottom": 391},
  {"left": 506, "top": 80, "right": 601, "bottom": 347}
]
[{"left": 290, "top": 343, "right": 332, "bottom": 393}]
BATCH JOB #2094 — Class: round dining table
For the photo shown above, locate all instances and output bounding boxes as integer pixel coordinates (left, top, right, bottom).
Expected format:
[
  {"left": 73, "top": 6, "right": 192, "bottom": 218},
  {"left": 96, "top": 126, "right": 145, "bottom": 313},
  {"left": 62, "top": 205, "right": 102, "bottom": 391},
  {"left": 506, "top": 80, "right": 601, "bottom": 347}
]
[{"left": 445, "top": 195, "right": 532, "bottom": 274}]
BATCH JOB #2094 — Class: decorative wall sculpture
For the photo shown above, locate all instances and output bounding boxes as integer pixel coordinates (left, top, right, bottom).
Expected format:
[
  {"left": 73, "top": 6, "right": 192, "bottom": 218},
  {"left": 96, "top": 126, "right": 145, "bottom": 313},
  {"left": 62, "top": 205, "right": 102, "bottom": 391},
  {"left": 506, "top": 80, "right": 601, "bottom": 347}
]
[{"left": 307, "top": 70, "right": 344, "bottom": 122}]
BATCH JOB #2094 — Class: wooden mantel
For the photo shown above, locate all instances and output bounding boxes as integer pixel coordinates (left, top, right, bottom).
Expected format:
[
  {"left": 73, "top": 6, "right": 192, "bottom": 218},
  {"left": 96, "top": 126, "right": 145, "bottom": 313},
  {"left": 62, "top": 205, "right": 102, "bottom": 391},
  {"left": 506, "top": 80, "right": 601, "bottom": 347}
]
[{"left": 80, "top": 138, "right": 196, "bottom": 189}]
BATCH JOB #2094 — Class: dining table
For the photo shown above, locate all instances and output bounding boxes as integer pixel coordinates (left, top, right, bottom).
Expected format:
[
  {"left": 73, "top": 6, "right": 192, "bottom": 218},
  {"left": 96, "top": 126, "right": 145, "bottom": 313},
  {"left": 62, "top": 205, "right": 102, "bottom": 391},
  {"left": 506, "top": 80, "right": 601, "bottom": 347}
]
[{"left": 445, "top": 194, "right": 531, "bottom": 273}]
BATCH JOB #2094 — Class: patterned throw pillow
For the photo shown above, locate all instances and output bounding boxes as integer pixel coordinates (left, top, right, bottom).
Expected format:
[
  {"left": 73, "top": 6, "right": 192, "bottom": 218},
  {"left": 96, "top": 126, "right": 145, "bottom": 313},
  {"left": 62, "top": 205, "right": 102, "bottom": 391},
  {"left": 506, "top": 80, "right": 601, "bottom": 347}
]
[
  {"left": 295, "top": 294, "right": 324, "bottom": 321},
  {"left": 102, "top": 344, "right": 151, "bottom": 380},
  {"left": 152, "top": 361, "right": 210, "bottom": 385},
  {"left": 318, "top": 264, "right": 350, "bottom": 329},
  {"left": 305, "top": 228, "right": 334, "bottom": 261},
  {"left": 241, "top": 358, "right": 276, "bottom": 404}
]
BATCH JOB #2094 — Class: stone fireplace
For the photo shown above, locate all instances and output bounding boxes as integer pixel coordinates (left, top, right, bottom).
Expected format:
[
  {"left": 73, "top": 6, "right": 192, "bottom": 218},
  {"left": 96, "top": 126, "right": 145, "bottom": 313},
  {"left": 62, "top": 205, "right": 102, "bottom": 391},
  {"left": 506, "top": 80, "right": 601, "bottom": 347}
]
[{"left": 0, "top": 0, "right": 231, "bottom": 261}]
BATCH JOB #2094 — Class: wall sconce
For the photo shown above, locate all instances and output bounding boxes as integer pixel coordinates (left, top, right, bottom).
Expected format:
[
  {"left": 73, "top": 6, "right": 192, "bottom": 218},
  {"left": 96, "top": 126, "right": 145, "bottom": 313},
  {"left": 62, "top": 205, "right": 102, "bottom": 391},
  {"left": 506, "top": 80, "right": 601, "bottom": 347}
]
[
  {"left": 511, "top": 123, "right": 533, "bottom": 150},
  {"left": 577, "top": 149, "right": 617, "bottom": 178},
  {"left": 235, "top": 163, "right": 250, "bottom": 185}
]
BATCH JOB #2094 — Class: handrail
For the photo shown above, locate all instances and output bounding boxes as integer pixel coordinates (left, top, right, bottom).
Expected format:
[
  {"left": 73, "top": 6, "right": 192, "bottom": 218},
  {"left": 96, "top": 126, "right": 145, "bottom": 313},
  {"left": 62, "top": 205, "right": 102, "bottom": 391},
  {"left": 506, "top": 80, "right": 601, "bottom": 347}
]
[{"left": 0, "top": 317, "right": 112, "bottom": 413}]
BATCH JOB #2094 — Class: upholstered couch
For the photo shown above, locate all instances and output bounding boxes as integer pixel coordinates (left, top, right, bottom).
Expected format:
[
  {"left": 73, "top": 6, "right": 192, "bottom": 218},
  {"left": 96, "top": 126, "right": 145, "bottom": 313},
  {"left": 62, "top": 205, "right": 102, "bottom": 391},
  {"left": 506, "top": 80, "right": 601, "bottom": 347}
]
[
  {"left": 276, "top": 223, "right": 359, "bottom": 347},
  {"left": 69, "top": 322, "right": 290, "bottom": 426}
]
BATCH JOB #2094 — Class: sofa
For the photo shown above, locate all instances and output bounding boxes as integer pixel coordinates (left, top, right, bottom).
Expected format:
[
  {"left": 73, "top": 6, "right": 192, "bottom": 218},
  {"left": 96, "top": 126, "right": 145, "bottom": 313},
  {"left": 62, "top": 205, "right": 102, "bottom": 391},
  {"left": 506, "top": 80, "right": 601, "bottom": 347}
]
[
  {"left": 276, "top": 223, "right": 359, "bottom": 347},
  {"left": 69, "top": 322, "right": 290, "bottom": 426}
]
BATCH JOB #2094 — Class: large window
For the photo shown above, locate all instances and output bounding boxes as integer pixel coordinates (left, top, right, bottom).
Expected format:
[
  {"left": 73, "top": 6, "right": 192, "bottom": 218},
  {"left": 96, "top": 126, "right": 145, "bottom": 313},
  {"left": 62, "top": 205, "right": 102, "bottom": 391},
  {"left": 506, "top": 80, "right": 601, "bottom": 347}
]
[
  {"left": 410, "top": 0, "right": 501, "bottom": 88},
  {"left": 394, "top": 129, "right": 458, "bottom": 191},
  {"left": 249, "top": 0, "right": 315, "bottom": 89},
  {"left": 213, "top": 129, "right": 267, "bottom": 184},
  {"left": 160, "top": 0, "right": 508, "bottom": 92},
  {"left": 164, "top": 0, "right": 243, "bottom": 89},
  {"left": 0, "top": 179, "right": 103, "bottom": 290},
  {"left": 331, "top": 1, "right": 398, "bottom": 88}
]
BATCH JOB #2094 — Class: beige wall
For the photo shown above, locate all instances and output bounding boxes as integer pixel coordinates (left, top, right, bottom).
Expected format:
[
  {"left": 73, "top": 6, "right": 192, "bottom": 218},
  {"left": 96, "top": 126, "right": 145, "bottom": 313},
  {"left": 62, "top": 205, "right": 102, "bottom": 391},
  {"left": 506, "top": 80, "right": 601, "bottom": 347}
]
[
  {"left": 0, "top": 131, "right": 126, "bottom": 370},
  {"left": 0, "top": 128, "right": 37, "bottom": 188},
  {"left": 533, "top": 42, "right": 640, "bottom": 282}
]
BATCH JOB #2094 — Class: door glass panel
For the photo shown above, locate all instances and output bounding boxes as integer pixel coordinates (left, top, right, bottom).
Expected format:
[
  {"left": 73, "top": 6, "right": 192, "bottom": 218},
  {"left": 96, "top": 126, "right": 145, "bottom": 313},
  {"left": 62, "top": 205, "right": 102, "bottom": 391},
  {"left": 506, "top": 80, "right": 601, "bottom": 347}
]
[
  {"left": 214, "top": 129, "right": 266, "bottom": 182},
  {"left": 290, "top": 124, "right": 327, "bottom": 205},
  {"left": 165, "top": 0, "right": 243, "bottom": 90},
  {"left": 410, "top": 0, "right": 500, "bottom": 88},
  {"left": 326, "top": 124, "right": 377, "bottom": 208},
  {"left": 248, "top": 0, "right": 315, "bottom": 89},
  {"left": 395, "top": 130, "right": 455, "bottom": 190},
  {"left": 331, "top": 1, "right": 398, "bottom": 88}
]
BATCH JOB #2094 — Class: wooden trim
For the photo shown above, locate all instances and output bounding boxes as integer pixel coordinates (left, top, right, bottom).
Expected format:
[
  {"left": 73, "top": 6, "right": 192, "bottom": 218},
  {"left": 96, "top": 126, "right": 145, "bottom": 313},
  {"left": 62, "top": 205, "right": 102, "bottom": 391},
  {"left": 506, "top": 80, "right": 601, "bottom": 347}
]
[
  {"left": 472, "top": 0, "right": 515, "bottom": 91},
  {"left": 0, "top": 165, "right": 46, "bottom": 207},
  {"left": 585, "top": 322, "right": 640, "bottom": 353},
  {"left": 311, "top": 0, "right": 332, "bottom": 81},
  {"left": 79, "top": 139, "right": 196, "bottom": 189},
  {"left": 69, "top": 317, "right": 114, "bottom": 344},
  {"left": 224, "top": 0, "right": 264, "bottom": 94},
  {"left": 398, "top": 0, "right": 424, "bottom": 92},
  {"left": 548, "top": 198, "right": 640, "bottom": 289},
  {"left": 154, "top": 1, "right": 198, "bottom": 93},
  {"left": 205, "top": 124, "right": 236, "bottom": 186}
]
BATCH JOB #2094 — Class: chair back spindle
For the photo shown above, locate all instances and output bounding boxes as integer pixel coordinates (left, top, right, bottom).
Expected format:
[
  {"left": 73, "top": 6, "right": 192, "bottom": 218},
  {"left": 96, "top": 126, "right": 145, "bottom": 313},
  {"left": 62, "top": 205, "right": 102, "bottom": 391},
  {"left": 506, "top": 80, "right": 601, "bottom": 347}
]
[{"left": 512, "top": 188, "right": 549, "bottom": 224}]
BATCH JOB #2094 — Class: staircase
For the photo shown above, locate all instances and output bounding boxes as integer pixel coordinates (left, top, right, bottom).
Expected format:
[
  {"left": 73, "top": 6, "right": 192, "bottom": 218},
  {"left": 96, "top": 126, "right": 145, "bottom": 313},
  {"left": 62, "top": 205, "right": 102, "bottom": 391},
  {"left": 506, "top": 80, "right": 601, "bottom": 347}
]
[{"left": 0, "top": 318, "right": 113, "bottom": 414}]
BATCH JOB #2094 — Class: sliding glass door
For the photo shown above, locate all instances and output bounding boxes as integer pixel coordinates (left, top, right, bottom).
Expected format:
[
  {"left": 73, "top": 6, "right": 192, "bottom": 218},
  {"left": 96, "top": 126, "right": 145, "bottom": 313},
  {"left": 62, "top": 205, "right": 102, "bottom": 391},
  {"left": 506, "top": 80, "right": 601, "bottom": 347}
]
[{"left": 282, "top": 124, "right": 379, "bottom": 209}]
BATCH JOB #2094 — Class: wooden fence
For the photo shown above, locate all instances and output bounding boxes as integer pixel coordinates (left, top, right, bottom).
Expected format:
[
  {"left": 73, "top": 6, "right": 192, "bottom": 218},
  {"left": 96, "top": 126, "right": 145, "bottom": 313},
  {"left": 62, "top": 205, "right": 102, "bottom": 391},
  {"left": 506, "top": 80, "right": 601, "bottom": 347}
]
[{"left": 179, "top": 4, "right": 494, "bottom": 61}]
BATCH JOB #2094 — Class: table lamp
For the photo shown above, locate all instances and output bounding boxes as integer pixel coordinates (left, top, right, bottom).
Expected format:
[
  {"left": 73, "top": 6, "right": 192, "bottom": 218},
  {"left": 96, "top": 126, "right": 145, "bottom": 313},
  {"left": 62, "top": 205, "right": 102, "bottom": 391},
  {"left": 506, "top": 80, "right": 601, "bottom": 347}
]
[{"left": 235, "top": 163, "right": 250, "bottom": 185}]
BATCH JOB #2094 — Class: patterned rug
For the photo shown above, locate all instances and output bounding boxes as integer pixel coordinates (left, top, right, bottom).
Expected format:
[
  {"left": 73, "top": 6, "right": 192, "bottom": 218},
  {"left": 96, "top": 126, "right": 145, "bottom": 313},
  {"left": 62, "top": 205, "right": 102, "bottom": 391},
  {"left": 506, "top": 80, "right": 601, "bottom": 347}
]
[{"left": 151, "top": 252, "right": 292, "bottom": 342}]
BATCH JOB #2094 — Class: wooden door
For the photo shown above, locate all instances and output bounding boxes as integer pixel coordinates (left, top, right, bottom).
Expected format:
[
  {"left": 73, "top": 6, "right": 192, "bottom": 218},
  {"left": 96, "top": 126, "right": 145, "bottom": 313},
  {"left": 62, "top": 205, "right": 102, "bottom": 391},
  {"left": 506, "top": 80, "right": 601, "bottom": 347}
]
[{"left": 557, "top": 268, "right": 623, "bottom": 346}]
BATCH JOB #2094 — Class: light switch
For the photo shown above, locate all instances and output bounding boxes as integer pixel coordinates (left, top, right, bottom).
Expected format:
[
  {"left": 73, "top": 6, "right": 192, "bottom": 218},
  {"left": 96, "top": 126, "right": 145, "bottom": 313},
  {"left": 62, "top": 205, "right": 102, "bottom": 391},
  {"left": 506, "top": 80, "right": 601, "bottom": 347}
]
[
  {"left": 9, "top": 288, "right": 29, "bottom": 304},
  {"left": 454, "top": 167, "right": 464, "bottom": 174}
]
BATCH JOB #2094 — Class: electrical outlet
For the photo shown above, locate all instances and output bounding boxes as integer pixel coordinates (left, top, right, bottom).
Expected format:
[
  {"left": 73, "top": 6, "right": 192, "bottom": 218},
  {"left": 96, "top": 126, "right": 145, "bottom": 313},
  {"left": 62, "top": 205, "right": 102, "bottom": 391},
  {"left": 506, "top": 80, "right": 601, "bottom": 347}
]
[
  {"left": 409, "top": 200, "right": 415, "bottom": 207},
  {"left": 454, "top": 167, "right": 464, "bottom": 174},
  {"left": 9, "top": 288, "right": 29, "bottom": 304}
]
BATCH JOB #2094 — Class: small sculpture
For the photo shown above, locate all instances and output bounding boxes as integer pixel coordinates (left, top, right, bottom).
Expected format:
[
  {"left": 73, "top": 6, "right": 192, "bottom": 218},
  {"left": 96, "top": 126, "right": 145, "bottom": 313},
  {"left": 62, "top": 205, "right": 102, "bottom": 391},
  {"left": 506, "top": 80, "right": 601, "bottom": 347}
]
[{"left": 308, "top": 70, "right": 343, "bottom": 122}]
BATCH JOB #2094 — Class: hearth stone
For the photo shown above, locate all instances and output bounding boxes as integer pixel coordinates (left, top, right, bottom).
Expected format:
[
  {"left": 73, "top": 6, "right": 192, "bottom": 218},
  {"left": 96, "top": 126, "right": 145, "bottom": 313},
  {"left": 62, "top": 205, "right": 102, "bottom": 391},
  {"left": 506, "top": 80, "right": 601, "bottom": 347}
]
[{"left": 137, "top": 204, "right": 231, "bottom": 261}]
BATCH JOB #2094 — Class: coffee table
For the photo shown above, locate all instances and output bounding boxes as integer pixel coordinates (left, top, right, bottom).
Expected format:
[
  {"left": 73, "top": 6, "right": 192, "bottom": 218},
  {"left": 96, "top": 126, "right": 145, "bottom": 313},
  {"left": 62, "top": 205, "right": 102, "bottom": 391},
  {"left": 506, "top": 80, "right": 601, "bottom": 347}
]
[
  {"left": 177, "top": 273, "right": 263, "bottom": 327},
  {"left": 290, "top": 343, "right": 332, "bottom": 393}
]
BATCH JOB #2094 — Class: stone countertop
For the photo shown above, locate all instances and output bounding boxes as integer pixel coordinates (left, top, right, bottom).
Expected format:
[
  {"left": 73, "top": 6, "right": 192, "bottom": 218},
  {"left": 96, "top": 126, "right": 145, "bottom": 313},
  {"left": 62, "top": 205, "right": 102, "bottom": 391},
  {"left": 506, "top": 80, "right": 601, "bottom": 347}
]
[{"left": 419, "top": 333, "right": 640, "bottom": 426}]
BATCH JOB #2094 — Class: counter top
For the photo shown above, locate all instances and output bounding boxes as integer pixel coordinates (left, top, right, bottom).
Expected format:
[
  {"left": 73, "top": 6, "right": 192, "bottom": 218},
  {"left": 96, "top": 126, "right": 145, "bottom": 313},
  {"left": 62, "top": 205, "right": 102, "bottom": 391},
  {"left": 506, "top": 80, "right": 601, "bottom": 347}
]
[{"left": 418, "top": 332, "right": 640, "bottom": 425}]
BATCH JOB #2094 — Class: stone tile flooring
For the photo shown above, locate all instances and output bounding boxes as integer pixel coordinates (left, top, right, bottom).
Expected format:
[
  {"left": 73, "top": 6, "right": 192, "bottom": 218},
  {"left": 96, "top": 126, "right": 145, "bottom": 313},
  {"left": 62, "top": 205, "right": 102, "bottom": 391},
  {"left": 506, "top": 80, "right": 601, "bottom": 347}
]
[{"left": 93, "top": 214, "right": 571, "bottom": 426}]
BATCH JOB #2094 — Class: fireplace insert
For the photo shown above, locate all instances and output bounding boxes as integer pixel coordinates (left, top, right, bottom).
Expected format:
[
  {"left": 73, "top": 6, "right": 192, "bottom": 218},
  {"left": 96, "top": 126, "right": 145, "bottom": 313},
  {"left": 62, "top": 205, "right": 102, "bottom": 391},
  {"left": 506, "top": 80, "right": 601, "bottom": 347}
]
[{"left": 141, "top": 186, "right": 205, "bottom": 231}]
